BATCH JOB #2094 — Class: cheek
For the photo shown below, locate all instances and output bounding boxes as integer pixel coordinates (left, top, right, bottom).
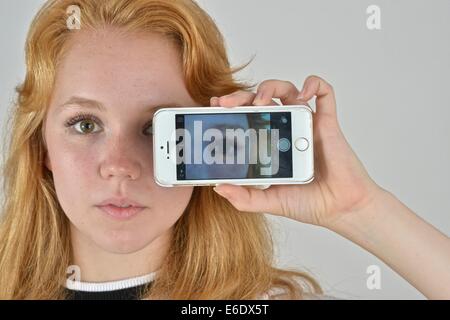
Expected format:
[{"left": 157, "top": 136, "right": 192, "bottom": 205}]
[
  {"left": 49, "top": 140, "right": 99, "bottom": 216},
  {"left": 150, "top": 185, "right": 193, "bottom": 218}
]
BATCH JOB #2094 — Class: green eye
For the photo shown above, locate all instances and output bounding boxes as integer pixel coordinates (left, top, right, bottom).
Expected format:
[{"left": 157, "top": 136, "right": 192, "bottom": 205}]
[
  {"left": 76, "top": 119, "right": 98, "bottom": 134},
  {"left": 65, "top": 113, "right": 102, "bottom": 135},
  {"left": 64, "top": 113, "right": 153, "bottom": 136}
]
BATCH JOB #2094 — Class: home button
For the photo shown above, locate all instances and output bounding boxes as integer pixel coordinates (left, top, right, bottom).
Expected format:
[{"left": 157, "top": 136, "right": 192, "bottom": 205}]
[{"left": 294, "top": 137, "right": 309, "bottom": 151}]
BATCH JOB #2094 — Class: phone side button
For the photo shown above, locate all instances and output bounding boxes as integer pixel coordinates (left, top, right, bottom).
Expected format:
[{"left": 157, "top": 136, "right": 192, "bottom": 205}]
[{"left": 294, "top": 137, "right": 309, "bottom": 151}]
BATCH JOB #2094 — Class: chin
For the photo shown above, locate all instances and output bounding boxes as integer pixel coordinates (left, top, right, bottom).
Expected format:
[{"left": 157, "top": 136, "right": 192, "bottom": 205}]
[{"left": 96, "top": 229, "right": 158, "bottom": 254}]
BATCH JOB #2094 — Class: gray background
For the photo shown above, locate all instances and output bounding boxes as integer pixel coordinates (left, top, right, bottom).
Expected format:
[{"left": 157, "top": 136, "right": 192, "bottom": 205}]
[{"left": 1, "top": 0, "right": 449, "bottom": 299}]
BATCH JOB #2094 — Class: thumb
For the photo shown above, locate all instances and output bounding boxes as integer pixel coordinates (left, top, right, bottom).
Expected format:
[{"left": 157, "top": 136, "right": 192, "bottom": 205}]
[{"left": 213, "top": 184, "right": 276, "bottom": 214}]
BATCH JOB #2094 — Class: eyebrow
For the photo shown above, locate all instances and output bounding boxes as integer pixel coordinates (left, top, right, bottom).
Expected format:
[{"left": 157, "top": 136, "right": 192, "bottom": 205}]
[{"left": 57, "top": 96, "right": 182, "bottom": 114}]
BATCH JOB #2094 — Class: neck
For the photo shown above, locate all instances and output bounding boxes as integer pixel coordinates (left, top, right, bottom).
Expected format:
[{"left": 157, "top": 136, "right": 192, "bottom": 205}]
[{"left": 69, "top": 224, "right": 171, "bottom": 282}]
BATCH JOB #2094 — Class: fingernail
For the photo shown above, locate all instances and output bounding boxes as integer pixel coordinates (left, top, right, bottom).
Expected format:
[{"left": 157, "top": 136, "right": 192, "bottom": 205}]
[
  {"left": 297, "top": 90, "right": 305, "bottom": 100},
  {"left": 253, "top": 92, "right": 264, "bottom": 105},
  {"left": 213, "top": 186, "right": 230, "bottom": 199},
  {"left": 210, "top": 96, "right": 218, "bottom": 105}
]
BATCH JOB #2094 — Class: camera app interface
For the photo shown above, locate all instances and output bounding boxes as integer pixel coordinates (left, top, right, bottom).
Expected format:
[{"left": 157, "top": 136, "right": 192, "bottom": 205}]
[{"left": 174, "top": 112, "right": 293, "bottom": 180}]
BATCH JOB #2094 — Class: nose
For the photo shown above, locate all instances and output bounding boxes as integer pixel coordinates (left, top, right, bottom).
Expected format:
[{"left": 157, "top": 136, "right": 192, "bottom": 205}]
[{"left": 99, "top": 136, "right": 142, "bottom": 181}]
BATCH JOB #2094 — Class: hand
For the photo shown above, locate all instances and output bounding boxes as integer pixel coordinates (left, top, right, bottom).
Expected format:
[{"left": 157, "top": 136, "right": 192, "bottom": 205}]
[{"left": 211, "top": 75, "right": 384, "bottom": 228}]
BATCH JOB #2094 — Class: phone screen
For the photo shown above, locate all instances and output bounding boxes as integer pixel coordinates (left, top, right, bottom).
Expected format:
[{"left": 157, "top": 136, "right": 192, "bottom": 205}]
[{"left": 174, "top": 112, "right": 293, "bottom": 180}]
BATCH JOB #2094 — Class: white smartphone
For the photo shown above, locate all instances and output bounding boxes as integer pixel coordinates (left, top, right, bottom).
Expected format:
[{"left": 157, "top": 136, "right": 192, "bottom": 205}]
[{"left": 152, "top": 104, "right": 314, "bottom": 187}]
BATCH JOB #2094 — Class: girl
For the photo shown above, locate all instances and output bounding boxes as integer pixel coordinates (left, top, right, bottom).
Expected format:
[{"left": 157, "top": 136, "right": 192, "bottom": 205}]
[{"left": 0, "top": 0, "right": 448, "bottom": 300}]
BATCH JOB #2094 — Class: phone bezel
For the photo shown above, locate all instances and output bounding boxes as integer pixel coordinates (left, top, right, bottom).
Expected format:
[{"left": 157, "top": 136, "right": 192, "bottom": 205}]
[{"left": 153, "top": 105, "right": 314, "bottom": 187}]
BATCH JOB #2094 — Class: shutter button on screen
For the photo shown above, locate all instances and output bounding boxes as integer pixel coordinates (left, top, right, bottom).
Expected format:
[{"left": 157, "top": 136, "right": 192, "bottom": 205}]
[{"left": 294, "top": 137, "right": 309, "bottom": 151}]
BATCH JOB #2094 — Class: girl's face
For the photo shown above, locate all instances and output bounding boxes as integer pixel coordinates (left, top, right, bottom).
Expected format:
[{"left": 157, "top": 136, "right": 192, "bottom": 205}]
[{"left": 44, "top": 29, "right": 195, "bottom": 254}]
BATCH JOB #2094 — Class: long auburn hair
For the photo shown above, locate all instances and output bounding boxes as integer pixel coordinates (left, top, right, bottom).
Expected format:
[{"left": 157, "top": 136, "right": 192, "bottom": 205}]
[{"left": 0, "top": 0, "right": 322, "bottom": 299}]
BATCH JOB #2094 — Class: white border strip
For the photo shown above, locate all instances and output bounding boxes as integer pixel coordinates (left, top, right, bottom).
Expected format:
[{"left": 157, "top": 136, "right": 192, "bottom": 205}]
[{"left": 65, "top": 271, "right": 157, "bottom": 292}]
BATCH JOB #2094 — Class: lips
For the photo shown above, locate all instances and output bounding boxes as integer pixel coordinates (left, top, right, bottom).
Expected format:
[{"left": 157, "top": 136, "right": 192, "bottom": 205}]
[
  {"left": 97, "top": 197, "right": 146, "bottom": 208},
  {"left": 96, "top": 205, "right": 145, "bottom": 220},
  {"left": 95, "top": 197, "right": 146, "bottom": 220}
]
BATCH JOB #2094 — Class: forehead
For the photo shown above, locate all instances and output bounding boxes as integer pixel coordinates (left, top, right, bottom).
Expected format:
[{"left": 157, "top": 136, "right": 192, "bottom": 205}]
[{"left": 51, "top": 28, "right": 185, "bottom": 106}]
